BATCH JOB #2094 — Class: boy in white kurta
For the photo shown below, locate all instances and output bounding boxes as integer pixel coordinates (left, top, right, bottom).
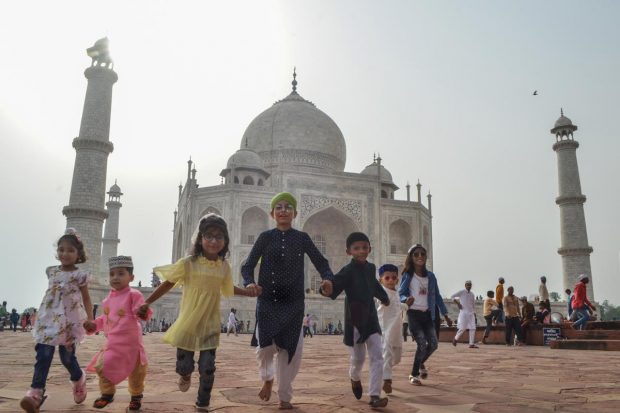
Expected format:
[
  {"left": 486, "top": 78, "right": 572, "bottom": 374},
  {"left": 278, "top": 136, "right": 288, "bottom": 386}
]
[
  {"left": 451, "top": 280, "right": 478, "bottom": 348},
  {"left": 376, "top": 264, "right": 409, "bottom": 394}
]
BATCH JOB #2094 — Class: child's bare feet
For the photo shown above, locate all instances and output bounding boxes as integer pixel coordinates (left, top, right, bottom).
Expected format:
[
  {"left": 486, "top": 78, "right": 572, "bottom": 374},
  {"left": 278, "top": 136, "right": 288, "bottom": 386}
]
[
  {"left": 279, "top": 400, "right": 293, "bottom": 409},
  {"left": 258, "top": 379, "right": 273, "bottom": 401}
]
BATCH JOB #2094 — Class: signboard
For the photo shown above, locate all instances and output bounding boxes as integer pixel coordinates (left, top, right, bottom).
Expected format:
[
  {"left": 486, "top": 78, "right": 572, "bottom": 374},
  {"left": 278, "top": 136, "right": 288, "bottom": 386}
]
[{"left": 543, "top": 327, "right": 562, "bottom": 346}]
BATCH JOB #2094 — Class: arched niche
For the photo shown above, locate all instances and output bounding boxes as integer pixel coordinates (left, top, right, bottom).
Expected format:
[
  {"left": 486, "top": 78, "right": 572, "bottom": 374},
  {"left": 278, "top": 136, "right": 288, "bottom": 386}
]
[
  {"left": 389, "top": 219, "right": 411, "bottom": 254},
  {"left": 241, "top": 206, "right": 269, "bottom": 245},
  {"left": 243, "top": 176, "right": 254, "bottom": 185},
  {"left": 302, "top": 206, "right": 358, "bottom": 293}
]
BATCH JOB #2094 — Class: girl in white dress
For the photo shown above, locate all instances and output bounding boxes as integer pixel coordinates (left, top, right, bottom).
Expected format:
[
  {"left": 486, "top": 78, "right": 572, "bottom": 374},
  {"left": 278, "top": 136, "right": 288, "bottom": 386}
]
[{"left": 20, "top": 228, "right": 93, "bottom": 413}]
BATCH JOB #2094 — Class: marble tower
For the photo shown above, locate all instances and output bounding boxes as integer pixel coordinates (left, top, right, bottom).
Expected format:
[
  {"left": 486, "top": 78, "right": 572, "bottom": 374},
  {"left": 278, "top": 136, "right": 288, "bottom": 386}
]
[{"left": 551, "top": 110, "right": 594, "bottom": 298}]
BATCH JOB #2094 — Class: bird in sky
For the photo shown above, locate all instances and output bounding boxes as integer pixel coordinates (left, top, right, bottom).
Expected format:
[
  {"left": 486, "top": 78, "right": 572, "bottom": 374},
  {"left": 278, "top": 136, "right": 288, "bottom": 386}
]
[{"left": 533, "top": 90, "right": 538, "bottom": 95}]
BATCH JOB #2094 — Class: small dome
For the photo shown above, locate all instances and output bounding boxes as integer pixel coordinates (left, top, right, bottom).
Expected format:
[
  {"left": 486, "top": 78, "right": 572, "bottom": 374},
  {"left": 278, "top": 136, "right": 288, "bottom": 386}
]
[
  {"left": 554, "top": 115, "right": 573, "bottom": 128},
  {"left": 361, "top": 162, "right": 393, "bottom": 183},
  {"left": 226, "top": 148, "right": 263, "bottom": 169},
  {"left": 108, "top": 181, "right": 122, "bottom": 195}
]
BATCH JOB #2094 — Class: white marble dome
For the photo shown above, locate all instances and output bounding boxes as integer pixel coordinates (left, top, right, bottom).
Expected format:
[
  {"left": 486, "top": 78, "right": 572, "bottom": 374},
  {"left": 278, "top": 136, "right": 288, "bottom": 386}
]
[
  {"left": 361, "top": 162, "right": 394, "bottom": 183},
  {"left": 554, "top": 114, "right": 574, "bottom": 128},
  {"left": 227, "top": 148, "right": 263, "bottom": 169},
  {"left": 241, "top": 89, "right": 346, "bottom": 172}
]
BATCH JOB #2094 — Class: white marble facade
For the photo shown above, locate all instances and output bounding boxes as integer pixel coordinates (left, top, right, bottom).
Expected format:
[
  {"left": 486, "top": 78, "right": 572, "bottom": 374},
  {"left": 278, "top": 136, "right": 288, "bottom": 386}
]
[{"left": 165, "top": 75, "right": 434, "bottom": 329}]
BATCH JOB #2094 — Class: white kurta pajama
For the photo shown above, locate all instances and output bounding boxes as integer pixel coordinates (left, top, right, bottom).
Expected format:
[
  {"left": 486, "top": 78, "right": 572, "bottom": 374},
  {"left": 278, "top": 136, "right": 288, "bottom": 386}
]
[
  {"left": 451, "top": 289, "right": 477, "bottom": 345},
  {"left": 377, "top": 287, "right": 408, "bottom": 380}
]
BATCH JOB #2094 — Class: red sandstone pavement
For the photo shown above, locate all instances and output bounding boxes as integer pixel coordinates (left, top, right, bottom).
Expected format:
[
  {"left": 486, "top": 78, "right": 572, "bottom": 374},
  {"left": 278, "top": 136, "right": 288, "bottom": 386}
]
[{"left": 1, "top": 332, "right": 620, "bottom": 412}]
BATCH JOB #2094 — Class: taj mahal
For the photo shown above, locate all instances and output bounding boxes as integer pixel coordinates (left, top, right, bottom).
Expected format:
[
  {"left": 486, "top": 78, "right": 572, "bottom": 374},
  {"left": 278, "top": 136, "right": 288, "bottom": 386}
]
[{"left": 62, "top": 39, "right": 594, "bottom": 328}]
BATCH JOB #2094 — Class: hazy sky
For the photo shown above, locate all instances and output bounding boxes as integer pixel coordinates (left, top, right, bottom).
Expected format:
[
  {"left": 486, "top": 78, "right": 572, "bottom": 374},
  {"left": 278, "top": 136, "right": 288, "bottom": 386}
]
[{"left": 1, "top": 1, "right": 619, "bottom": 311}]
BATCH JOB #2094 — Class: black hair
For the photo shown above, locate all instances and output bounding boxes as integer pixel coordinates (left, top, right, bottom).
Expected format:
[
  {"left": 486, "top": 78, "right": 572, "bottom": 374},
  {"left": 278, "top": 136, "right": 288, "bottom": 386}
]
[
  {"left": 346, "top": 232, "right": 370, "bottom": 248},
  {"left": 487, "top": 290, "right": 494, "bottom": 298},
  {"left": 565, "top": 288, "right": 572, "bottom": 294},
  {"left": 379, "top": 264, "right": 399, "bottom": 276},
  {"left": 56, "top": 233, "right": 87, "bottom": 264},
  {"left": 192, "top": 214, "right": 229, "bottom": 260},
  {"left": 402, "top": 247, "right": 428, "bottom": 276}
]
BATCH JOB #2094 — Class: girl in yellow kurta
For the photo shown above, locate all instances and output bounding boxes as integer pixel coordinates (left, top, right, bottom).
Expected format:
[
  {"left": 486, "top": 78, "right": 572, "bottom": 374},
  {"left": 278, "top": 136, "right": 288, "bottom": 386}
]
[{"left": 138, "top": 214, "right": 256, "bottom": 412}]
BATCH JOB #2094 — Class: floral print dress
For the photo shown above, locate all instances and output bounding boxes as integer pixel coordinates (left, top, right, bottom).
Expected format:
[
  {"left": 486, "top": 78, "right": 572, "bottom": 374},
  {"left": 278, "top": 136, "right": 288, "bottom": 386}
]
[{"left": 33, "top": 266, "right": 90, "bottom": 346}]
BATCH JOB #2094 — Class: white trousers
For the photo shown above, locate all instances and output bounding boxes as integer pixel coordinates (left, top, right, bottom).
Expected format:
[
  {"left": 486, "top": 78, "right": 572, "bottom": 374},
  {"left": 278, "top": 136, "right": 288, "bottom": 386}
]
[
  {"left": 455, "top": 328, "right": 476, "bottom": 345},
  {"left": 256, "top": 324, "right": 304, "bottom": 403},
  {"left": 227, "top": 322, "right": 237, "bottom": 336},
  {"left": 382, "top": 343, "right": 402, "bottom": 380},
  {"left": 349, "top": 329, "right": 384, "bottom": 397}
]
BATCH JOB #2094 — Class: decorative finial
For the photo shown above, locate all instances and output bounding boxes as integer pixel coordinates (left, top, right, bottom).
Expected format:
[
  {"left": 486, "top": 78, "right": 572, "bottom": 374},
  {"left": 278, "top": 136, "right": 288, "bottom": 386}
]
[
  {"left": 561, "top": 108, "right": 564, "bottom": 117},
  {"left": 373, "top": 153, "right": 376, "bottom": 163},
  {"left": 292, "top": 67, "right": 297, "bottom": 92}
]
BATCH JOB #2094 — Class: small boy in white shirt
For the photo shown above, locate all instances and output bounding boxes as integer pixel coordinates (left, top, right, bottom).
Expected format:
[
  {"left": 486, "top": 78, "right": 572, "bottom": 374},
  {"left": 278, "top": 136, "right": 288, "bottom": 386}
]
[{"left": 377, "top": 264, "right": 408, "bottom": 394}]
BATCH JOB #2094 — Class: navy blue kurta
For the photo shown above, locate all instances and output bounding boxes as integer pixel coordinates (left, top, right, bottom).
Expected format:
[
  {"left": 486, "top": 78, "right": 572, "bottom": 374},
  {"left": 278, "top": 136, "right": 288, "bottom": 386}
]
[
  {"left": 242, "top": 228, "right": 333, "bottom": 362},
  {"left": 328, "top": 260, "right": 389, "bottom": 346}
]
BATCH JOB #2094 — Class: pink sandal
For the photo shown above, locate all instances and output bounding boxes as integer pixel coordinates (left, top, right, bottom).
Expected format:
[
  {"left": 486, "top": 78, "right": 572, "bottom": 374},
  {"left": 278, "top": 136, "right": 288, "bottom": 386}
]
[{"left": 72, "top": 369, "right": 87, "bottom": 404}]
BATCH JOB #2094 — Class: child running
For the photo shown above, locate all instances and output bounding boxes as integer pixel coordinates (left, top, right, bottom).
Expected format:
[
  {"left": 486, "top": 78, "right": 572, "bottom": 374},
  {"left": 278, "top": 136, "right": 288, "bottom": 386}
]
[
  {"left": 241, "top": 192, "right": 334, "bottom": 410},
  {"left": 376, "top": 264, "right": 408, "bottom": 394},
  {"left": 138, "top": 214, "right": 256, "bottom": 412},
  {"left": 84, "top": 256, "right": 152, "bottom": 412},
  {"left": 20, "top": 228, "right": 93, "bottom": 413},
  {"left": 322, "top": 232, "right": 389, "bottom": 408}
]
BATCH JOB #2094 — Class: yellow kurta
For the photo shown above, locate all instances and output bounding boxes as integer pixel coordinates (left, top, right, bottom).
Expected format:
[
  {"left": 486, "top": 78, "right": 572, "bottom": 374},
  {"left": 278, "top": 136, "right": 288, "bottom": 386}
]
[{"left": 154, "top": 256, "right": 233, "bottom": 351}]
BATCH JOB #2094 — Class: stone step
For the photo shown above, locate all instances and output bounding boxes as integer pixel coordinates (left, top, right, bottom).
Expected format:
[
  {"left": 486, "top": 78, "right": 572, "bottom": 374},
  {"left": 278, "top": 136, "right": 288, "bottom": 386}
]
[
  {"left": 562, "top": 329, "right": 620, "bottom": 340},
  {"left": 550, "top": 339, "right": 620, "bottom": 351}
]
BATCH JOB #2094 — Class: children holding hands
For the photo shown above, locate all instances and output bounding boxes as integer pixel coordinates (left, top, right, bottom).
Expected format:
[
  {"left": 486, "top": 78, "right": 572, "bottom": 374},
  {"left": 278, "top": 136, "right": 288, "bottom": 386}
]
[
  {"left": 84, "top": 256, "right": 151, "bottom": 412},
  {"left": 322, "top": 232, "right": 389, "bottom": 409},
  {"left": 21, "top": 229, "right": 93, "bottom": 413},
  {"left": 138, "top": 214, "right": 257, "bottom": 412},
  {"left": 376, "top": 264, "right": 409, "bottom": 394}
]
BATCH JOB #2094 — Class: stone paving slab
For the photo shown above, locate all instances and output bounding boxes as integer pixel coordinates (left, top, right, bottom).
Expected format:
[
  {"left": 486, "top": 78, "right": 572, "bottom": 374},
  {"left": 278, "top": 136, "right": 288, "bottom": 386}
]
[{"left": 1, "top": 332, "right": 620, "bottom": 412}]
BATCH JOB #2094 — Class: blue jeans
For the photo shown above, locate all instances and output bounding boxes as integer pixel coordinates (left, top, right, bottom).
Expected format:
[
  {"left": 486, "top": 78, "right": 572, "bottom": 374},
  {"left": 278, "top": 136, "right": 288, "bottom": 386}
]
[
  {"left": 31, "top": 343, "right": 83, "bottom": 389},
  {"left": 407, "top": 310, "right": 438, "bottom": 377},
  {"left": 573, "top": 308, "right": 590, "bottom": 330}
]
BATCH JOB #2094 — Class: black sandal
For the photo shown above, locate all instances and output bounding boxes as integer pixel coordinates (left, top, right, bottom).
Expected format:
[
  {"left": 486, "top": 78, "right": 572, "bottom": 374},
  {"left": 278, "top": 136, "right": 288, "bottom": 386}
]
[
  {"left": 126, "top": 394, "right": 143, "bottom": 412},
  {"left": 93, "top": 394, "right": 114, "bottom": 409}
]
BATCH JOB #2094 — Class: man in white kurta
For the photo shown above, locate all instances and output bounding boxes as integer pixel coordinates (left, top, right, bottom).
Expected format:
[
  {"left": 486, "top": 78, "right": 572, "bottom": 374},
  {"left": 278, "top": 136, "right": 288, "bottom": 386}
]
[
  {"left": 451, "top": 281, "right": 478, "bottom": 348},
  {"left": 226, "top": 309, "right": 238, "bottom": 336}
]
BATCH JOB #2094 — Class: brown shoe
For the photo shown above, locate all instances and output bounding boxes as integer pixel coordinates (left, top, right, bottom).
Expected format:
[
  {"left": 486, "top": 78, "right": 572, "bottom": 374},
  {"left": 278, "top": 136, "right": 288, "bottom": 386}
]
[
  {"left": 369, "top": 395, "right": 388, "bottom": 408},
  {"left": 382, "top": 379, "right": 392, "bottom": 394},
  {"left": 351, "top": 379, "right": 363, "bottom": 400}
]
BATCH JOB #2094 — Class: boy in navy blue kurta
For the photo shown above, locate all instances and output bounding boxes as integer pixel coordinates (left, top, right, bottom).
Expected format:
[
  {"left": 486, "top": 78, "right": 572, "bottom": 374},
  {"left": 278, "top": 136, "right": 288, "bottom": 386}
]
[
  {"left": 322, "top": 232, "right": 389, "bottom": 408},
  {"left": 242, "top": 192, "right": 334, "bottom": 409}
]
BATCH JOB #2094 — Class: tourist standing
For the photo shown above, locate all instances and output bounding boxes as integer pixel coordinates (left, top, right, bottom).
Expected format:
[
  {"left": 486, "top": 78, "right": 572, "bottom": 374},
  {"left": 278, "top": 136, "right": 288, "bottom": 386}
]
[
  {"left": 451, "top": 281, "right": 478, "bottom": 348},
  {"left": 9, "top": 309, "right": 19, "bottom": 332},
  {"left": 139, "top": 214, "right": 256, "bottom": 412},
  {"left": 84, "top": 256, "right": 152, "bottom": 412},
  {"left": 303, "top": 314, "right": 313, "bottom": 338},
  {"left": 322, "top": 232, "right": 389, "bottom": 408},
  {"left": 496, "top": 277, "right": 505, "bottom": 323},
  {"left": 399, "top": 244, "right": 445, "bottom": 386},
  {"left": 20, "top": 229, "right": 93, "bottom": 413},
  {"left": 539, "top": 276, "right": 550, "bottom": 311},
  {"left": 502, "top": 286, "right": 525, "bottom": 346},
  {"left": 571, "top": 274, "right": 595, "bottom": 330},
  {"left": 241, "top": 192, "right": 334, "bottom": 410},
  {"left": 565, "top": 288, "right": 574, "bottom": 319},
  {"left": 227, "top": 308, "right": 238, "bottom": 336}
]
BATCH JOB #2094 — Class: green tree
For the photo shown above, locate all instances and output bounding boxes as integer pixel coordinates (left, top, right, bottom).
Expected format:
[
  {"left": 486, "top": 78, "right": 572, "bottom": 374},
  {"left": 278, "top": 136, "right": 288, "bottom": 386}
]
[
  {"left": 600, "top": 300, "right": 620, "bottom": 321},
  {"left": 550, "top": 292, "right": 561, "bottom": 302}
]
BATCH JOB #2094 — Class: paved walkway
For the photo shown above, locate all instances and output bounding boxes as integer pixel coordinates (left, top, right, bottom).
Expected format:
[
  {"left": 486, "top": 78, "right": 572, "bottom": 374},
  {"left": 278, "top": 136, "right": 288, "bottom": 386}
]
[{"left": 1, "top": 332, "right": 619, "bottom": 412}]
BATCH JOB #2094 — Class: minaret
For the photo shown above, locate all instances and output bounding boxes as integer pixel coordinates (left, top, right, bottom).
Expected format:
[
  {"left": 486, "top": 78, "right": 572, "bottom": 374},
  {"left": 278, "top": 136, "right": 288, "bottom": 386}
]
[
  {"left": 550, "top": 109, "right": 594, "bottom": 299},
  {"left": 62, "top": 38, "right": 117, "bottom": 285},
  {"left": 100, "top": 181, "right": 123, "bottom": 275}
]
